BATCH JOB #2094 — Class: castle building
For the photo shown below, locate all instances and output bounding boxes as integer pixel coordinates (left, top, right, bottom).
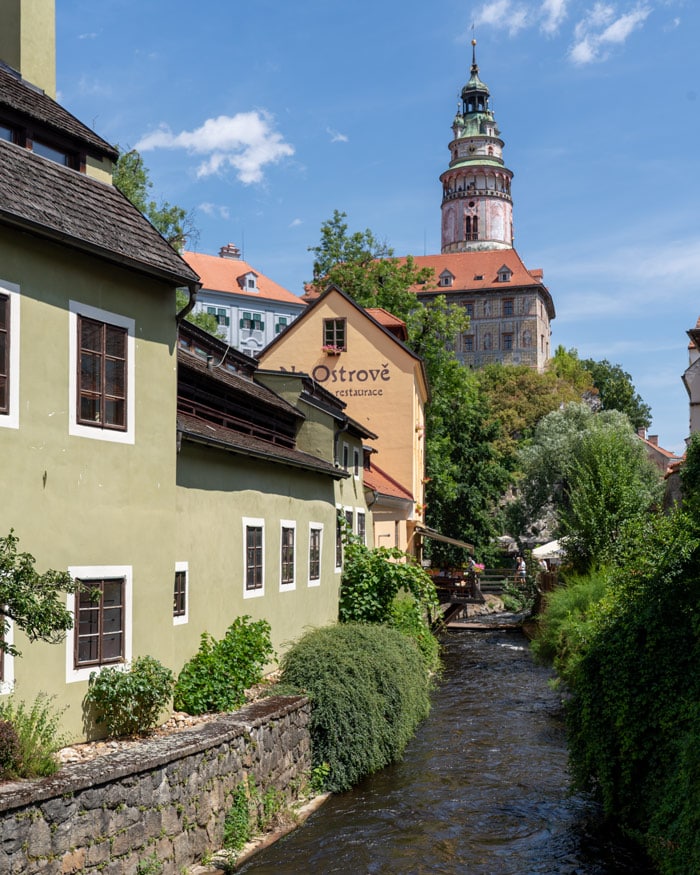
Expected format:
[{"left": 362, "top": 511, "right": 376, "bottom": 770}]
[{"left": 413, "top": 41, "right": 555, "bottom": 372}]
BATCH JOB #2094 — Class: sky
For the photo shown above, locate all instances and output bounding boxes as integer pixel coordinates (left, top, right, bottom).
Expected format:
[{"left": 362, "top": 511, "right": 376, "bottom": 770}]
[{"left": 54, "top": 0, "right": 699, "bottom": 454}]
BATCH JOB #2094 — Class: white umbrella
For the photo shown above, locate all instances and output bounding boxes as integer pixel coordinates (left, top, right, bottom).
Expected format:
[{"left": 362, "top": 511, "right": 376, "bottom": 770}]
[{"left": 532, "top": 539, "right": 565, "bottom": 560}]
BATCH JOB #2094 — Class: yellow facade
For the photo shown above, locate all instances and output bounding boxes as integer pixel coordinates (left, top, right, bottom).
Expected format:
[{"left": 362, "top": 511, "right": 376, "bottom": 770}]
[{"left": 259, "top": 288, "right": 429, "bottom": 543}]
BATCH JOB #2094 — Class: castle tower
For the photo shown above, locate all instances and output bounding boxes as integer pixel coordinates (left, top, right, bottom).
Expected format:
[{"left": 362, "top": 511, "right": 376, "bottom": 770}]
[{"left": 440, "top": 40, "right": 513, "bottom": 253}]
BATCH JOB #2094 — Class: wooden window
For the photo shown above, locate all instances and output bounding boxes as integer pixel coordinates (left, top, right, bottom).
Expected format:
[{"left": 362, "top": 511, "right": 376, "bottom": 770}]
[
  {"left": 353, "top": 448, "right": 360, "bottom": 478},
  {"left": 335, "top": 514, "right": 343, "bottom": 568},
  {"left": 173, "top": 570, "right": 187, "bottom": 617},
  {"left": 465, "top": 216, "right": 478, "bottom": 241},
  {"left": 463, "top": 335, "right": 474, "bottom": 352},
  {"left": 281, "top": 526, "right": 295, "bottom": 586},
  {"left": 275, "top": 316, "right": 288, "bottom": 335},
  {"left": 323, "top": 318, "right": 346, "bottom": 351},
  {"left": 74, "top": 578, "right": 125, "bottom": 668},
  {"left": 465, "top": 301, "right": 475, "bottom": 317},
  {"left": 503, "top": 298, "right": 514, "bottom": 317},
  {"left": 502, "top": 332, "right": 513, "bottom": 350},
  {"left": 0, "top": 124, "right": 12, "bottom": 143},
  {"left": 0, "top": 293, "right": 8, "bottom": 414},
  {"left": 240, "top": 311, "right": 263, "bottom": 330},
  {"left": 246, "top": 525, "right": 263, "bottom": 591},
  {"left": 357, "top": 511, "right": 366, "bottom": 545},
  {"left": 309, "top": 527, "right": 321, "bottom": 582},
  {"left": 32, "top": 138, "right": 73, "bottom": 167},
  {"left": 77, "top": 316, "right": 127, "bottom": 430}
]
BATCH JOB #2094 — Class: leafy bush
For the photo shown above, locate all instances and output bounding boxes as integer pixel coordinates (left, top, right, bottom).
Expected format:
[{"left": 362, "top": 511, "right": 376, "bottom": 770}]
[
  {"left": 562, "top": 510, "right": 700, "bottom": 873},
  {"left": 279, "top": 623, "right": 431, "bottom": 792},
  {"left": 387, "top": 591, "right": 440, "bottom": 673},
  {"left": 0, "top": 719, "right": 22, "bottom": 778},
  {"left": 0, "top": 692, "right": 66, "bottom": 776},
  {"left": 339, "top": 538, "right": 438, "bottom": 625},
  {"left": 530, "top": 568, "right": 608, "bottom": 681},
  {"left": 84, "top": 655, "right": 175, "bottom": 738},
  {"left": 174, "top": 616, "right": 275, "bottom": 715}
]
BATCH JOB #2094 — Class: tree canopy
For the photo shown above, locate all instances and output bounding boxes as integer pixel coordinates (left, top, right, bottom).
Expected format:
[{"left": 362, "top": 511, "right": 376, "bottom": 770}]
[
  {"left": 113, "top": 148, "right": 196, "bottom": 251},
  {"left": 0, "top": 531, "right": 76, "bottom": 657}
]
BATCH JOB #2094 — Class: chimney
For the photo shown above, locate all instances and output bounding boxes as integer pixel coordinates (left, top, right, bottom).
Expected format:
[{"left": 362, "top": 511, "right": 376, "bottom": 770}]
[
  {"left": 0, "top": 0, "right": 56, "bottom": 98},
  {"left": 637, "top": 427, "right": 647, "bottom": 439},
  {"left": 648, "top": 435, "right": 659, "bottom": 447},
  {"left": 219, "top": 243, "right": 241, "bottom": 260}
]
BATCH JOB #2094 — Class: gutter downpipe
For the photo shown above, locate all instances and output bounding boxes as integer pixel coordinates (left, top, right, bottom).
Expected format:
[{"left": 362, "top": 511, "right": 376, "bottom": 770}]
[{"left": 176, "top": 281, "right": 201, "bottom": 322}]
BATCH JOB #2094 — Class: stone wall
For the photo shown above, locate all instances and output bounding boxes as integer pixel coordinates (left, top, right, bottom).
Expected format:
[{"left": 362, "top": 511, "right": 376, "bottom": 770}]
[{"left": 0, "top": 696, "right": 311, "bottom": 874}]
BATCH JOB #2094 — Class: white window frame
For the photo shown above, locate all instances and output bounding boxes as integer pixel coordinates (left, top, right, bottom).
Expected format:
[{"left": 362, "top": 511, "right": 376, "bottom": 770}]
[
  {"left": 173, "top": 561, "right": 189, "bottom": 626},
  {"left": 308, "top": 522, "right": 323, "bottom": 588},
  {"left": 353, "top": 447, "right": 361, "bottom": 479},
  {"left": 65, "top": 564, "right": 133, "bottom": 684},
  {"left": 243, "top": 517, "right": 265, "bottom": 599},
  {"left": 335, "top": 506, "right": 343, "bottom": 572},
  {"left": 68, "top": 301, "right": 136, "bottom": 444},
  {"left": 356, "top": 510, "right": 366, "bottom": 546},
  {"left": 0, "top": 617, "right": 15, "bottom": 695},
  {"left": 279, "top": 519, "right": 296, "bottom": 591},
  {"left": 0, "top": 279, "right": 20, "bottom": 430}
]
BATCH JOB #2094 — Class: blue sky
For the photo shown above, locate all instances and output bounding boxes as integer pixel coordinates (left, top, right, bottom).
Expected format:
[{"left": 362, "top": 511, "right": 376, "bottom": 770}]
[{"left": 55, "top": 0, "right": 698, "bottom": 453}]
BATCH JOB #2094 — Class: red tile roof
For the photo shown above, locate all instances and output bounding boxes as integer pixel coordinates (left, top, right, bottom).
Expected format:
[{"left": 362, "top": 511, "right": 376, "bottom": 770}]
[
  {"left": 183, "top": 250, "right": 303, "bottom": 305},
  {"left": 406, "top": 249, "right": 546, "bottom": 292},
  {"left": 364, "top": 460, "right": 413, "bottom": 501}
]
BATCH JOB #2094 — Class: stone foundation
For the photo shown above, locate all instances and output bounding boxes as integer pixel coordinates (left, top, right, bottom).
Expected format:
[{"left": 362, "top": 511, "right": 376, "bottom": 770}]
[{"left": 0, "top": 696, "right": 311, "bottom": 874}]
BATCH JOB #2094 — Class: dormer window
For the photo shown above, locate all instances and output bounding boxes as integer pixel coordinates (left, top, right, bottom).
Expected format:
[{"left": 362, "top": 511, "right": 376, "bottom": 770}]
[
  {"left": 439, "top": 270, "right": 455, "bottom": 288},
  {"left": 239, "top": 271, "right": 259, "bottom": 292},
  {"left": 497, "top": 265, "right": 512, "bottom": 283},
  {"left": 0, "top": 124, "right": 13, "bottom": 143}
]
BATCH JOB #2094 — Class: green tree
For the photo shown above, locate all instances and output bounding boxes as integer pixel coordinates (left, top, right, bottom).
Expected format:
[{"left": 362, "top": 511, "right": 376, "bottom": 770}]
[
  {"left": 580, "top": 356, "right": 652, "bottom": 430},
  {"left": 507, "top": 402, "right": 656, "bottom": 545},
  {"left": 476, "top": 361, "right": 589, "bottom": 459},
  {"left": 307, "top": 210, "right": 434, "bottom": 321},
  {"left": 0, "top": 531, "right": 75, "bottom": 657},
  {"left": 560, "top": 425, "right": 662, "bottom": 571},
  {"left": 113, "top": 148, "right": 196, "bottom": 251}
]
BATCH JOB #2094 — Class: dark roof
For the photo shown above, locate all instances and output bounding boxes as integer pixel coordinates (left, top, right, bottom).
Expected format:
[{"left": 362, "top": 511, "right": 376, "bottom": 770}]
[
  {"left": 0, "top": 64, "right": 118, "bottom": 159},
  {"left": 178, "top": 412, "right": 346, "bottom": 479},
  {"left": 178, "top": 347, "right": 304, "bottom": 423},
  {"left": 0, "top": 139, "right": 199, "bottom": 286}
]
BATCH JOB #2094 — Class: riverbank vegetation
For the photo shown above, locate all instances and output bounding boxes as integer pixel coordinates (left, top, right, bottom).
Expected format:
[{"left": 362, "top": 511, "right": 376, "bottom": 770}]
[{"left": 531, "top": 435, "right": 700, "bottom": 874}]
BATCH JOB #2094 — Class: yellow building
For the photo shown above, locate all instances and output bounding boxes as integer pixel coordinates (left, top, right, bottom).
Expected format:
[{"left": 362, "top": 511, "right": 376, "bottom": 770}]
[{"left": 259, "top": 285, "right": 429, "bottom": 552}]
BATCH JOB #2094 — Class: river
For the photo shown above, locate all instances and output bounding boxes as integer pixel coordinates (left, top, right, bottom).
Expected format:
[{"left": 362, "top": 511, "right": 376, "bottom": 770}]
[{"left": 238, "top": 626, "right": 654, "bottom": 874}]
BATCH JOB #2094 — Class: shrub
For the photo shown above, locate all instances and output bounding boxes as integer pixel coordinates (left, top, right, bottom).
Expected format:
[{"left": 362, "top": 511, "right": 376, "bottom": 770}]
[
  {"left": 0, "top": 692, "right": 66, "bottom": 776},
  {"left": 339, "top": 539, "right": 438, "bottom": 625},
  {"left": 387, "top": 591, "right": 440, "bottom": 673},
  {"left": 0, "top": 719, "right": 22, "bottom": 778},
  {"left": 84, "top": 656, "right": 175, "bottom": 738},
  {"left": 530, "top": 568, "right": 608, "bottom": 681},
  {"left": 174, "top": 616, "right": 275, "bottom": 715},
  {"left": 279, "top": 623, "right": 431, "bottom": 792}
]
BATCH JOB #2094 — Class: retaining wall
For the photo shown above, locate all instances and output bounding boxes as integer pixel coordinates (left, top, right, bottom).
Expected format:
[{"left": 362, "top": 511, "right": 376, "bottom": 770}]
[{"left": 0, "top": 696, "right": 311, "bottom": 874}]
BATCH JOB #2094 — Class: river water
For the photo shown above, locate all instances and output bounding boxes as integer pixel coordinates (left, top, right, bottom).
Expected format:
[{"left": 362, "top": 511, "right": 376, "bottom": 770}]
[{"left": 239, "top": 626, "right": 654, "bottom": 874}]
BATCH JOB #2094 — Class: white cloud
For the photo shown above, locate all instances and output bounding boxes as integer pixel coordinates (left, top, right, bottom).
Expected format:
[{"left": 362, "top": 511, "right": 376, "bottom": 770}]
[
  {"left": 136, "top": 111, "right": 294, "bottom": 185},
  {"left": 569, "top": 3, "right": 651, "bottom": 64},
  {"left": 290, "top": 218, "right": 303, "bottom": 227},
  {"left": 198, "top": 202, "right": 230, "bottom": 220},
  {"left": 475, "top": 0, "right": 530, "bottom": 35},
  {"left": 540, "top": 0, "right": 569, "bottom": 34},
  {"left": 78, "top": 32, "right": 99, "bottom": 40},
  {"left": 327, "top": 127, "right": 349, "bottom": 143}
]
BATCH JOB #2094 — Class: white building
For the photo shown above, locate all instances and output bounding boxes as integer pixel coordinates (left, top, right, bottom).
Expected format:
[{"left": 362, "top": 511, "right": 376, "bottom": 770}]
[{"left": 183, "top": 244, "right": 305, "bottom": 356}]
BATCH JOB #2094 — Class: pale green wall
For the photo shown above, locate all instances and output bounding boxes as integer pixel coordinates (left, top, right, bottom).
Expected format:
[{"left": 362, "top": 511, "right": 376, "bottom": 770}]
[
  {"left": 175, "top": 444, "right": 341, "bottom": 661},
  {"left": 0, "top": 229, "right": 178, "bottom": 739}
]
